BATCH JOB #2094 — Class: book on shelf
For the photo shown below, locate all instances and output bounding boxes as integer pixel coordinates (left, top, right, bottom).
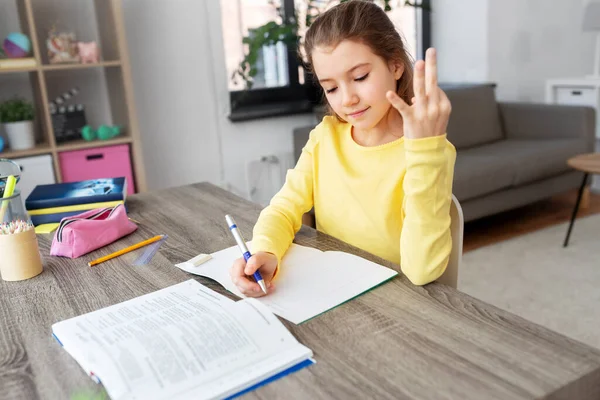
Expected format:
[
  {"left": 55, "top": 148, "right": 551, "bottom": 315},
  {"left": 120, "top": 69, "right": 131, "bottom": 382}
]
[
  {"left": 25, "top": 177, "right": 127, "bottom": 210},
  {"left": 51, "top": 279, "right": 314, "bottom": 400},
  {"left": 0, "top": 57, "right": 37, "bottom": 69}
]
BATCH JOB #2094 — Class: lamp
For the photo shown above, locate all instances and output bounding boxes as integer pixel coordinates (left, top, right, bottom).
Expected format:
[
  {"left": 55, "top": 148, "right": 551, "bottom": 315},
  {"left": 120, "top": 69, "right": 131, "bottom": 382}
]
[{"left": 583, "top": 1, "right": 600, "bottom": 78}]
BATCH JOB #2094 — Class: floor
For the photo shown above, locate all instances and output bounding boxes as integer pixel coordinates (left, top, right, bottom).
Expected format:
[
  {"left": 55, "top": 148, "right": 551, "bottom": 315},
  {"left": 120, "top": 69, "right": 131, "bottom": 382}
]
[
  {"left": 459, "top": 210, "right": 600, "bottom": 350},
  {"left": 463, "top": 189, "right": 600, "bottom": 252}
]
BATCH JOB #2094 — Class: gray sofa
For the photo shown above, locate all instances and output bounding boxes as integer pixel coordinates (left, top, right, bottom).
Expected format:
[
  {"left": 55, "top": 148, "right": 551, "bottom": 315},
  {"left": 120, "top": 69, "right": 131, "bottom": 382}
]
[{"left": 293, "top": 84, "right": 596, "bottom": 223}]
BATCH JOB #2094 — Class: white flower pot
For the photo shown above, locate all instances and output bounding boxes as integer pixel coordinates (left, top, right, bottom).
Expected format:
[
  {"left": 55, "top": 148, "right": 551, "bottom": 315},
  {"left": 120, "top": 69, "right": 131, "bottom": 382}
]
[{"left": 3, "top": 121, "right": 35, "bottom": 150}]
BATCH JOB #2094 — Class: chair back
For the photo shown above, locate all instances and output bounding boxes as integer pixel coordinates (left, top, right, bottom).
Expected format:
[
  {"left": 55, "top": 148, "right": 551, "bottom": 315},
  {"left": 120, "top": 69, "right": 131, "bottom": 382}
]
[{"left": 437, "top": 194, "right": 464, "bottom": 289}]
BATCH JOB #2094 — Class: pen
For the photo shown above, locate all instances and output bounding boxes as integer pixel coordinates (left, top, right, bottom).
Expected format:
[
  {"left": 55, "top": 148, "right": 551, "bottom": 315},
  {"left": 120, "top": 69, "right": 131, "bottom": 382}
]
[{"left": 225, "top": 214, "right": 267, "bottom": 294}]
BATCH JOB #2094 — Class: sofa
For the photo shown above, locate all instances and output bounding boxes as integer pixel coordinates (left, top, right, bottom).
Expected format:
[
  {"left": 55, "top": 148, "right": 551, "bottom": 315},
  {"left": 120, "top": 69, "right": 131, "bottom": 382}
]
[{"left": 293, "top": 84, "right": 596, "bottom": 223}]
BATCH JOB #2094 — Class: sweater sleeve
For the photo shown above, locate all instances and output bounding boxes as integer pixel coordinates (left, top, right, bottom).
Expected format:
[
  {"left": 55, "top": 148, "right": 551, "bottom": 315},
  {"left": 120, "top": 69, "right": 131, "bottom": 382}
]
[
  {"left": 400, "top": 134, "right": 456, "bottom": 286},
  {"left": 250, "top": 128, "right": 318, "bottom": 266}
]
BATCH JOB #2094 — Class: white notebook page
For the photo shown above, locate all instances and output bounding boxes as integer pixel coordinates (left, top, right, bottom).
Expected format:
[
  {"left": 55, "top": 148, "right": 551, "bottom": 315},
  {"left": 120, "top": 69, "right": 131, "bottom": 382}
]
[{"left": 175, "top": 243, "right": 398, "bottom": 324}]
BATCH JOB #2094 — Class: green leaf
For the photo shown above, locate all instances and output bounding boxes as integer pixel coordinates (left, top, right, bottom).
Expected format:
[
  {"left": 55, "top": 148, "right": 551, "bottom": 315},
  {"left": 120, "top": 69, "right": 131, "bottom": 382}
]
[{"left": 0, "top": 97, "right": 35, "bottom": 124}]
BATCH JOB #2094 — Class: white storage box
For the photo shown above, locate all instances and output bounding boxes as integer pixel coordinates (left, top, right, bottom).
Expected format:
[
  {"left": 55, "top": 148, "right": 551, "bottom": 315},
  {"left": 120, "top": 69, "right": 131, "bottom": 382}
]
[{"left": 12, "top": 154, "right": 56, "bottom": 201}]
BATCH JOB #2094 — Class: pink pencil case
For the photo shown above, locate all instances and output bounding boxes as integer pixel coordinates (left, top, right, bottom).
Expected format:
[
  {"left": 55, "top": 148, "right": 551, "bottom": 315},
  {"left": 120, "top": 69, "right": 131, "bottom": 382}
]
[{"left": 50, "top": 204, "right": 138, "bottom": 258}]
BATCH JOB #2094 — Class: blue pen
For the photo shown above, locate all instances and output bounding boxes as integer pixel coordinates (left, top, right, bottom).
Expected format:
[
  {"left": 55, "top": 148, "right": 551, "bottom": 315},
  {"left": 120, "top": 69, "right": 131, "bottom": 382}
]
[{"left": 225, "top": 215, "right": 267, "bottom": 294}]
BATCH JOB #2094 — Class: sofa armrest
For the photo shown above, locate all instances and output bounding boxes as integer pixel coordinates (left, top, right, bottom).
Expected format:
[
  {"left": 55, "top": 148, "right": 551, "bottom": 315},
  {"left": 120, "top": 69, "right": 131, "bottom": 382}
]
[{"left": 499, "top": 102, "right": 596, "bottom": 147}]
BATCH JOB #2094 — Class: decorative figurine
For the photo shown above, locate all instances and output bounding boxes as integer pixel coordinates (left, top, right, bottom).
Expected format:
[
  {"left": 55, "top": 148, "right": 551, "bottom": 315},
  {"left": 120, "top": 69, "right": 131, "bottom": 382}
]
[{"left": 77, "top": 42, "right": 100, "bottom": 64}]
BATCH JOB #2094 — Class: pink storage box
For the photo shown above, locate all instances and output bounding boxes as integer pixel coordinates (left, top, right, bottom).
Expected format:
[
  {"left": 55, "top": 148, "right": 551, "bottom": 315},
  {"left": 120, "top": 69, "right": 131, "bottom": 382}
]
[{"left": 59, "top": 144, "right": 135, "bottom": 195}]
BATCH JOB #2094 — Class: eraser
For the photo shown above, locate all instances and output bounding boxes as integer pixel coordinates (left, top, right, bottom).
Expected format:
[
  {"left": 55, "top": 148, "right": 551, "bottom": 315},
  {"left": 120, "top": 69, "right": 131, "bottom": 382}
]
[{"left": 189, "top": 253, "right": 212, "bottom": 267}]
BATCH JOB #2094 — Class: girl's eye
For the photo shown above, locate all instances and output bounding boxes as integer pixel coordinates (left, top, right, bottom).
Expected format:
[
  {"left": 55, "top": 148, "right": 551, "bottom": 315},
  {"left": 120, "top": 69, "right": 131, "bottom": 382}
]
[
  {"left": 355, "top": 73, "right": 369, "bottom": 81},
  {"left": 325, "top": 87, "right": 337, "bottom": 94}
]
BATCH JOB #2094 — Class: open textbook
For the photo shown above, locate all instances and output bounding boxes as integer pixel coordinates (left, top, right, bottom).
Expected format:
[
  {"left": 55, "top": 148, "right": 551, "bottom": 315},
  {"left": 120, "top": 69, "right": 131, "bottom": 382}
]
[
  {"left": 51, "top": 280, "right": 314, "bottom": 400},
  {"left": 175, "top": 242, "right": 398, "bottom": 324}
]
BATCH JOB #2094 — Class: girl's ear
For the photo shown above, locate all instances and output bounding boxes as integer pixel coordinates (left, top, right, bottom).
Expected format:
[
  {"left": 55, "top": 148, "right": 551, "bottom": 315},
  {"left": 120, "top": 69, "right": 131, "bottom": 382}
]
[{"left": 392, "top": 62, "right": 404, "bottom": 80}]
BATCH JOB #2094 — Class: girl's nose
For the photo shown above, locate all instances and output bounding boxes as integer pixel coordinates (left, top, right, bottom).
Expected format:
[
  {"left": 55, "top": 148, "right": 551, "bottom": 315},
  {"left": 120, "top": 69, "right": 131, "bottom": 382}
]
[{"left": 342, "top": 88, "right": 359, "bottom": 107}]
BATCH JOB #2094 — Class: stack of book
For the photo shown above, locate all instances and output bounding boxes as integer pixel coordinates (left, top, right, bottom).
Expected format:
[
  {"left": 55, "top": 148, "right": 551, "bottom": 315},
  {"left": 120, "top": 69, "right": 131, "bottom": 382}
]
[{"left": 25, "top": 177, "right": 128, "bottom": 226}]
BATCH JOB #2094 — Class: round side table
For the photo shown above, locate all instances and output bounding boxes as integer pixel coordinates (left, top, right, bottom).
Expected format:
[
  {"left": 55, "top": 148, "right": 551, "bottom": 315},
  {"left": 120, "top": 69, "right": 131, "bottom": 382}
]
[{"left": 564, "top": 153, "right": 600, "bottom": 247}]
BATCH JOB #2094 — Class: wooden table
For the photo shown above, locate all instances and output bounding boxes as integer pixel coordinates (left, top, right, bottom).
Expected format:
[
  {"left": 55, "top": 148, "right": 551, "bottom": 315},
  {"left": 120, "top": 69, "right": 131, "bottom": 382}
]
[
  {"left": 564, "top": 152, "right": 600, "bottom": 246},
  {"left": 2, "top": 183, "right": 600, "bottom": 400}
]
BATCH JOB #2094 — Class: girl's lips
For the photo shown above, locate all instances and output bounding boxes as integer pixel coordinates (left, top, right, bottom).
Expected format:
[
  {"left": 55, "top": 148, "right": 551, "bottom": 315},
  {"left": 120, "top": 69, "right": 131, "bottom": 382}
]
[{"left": 348, "top": 107, "right": 369, "bottom": 118}]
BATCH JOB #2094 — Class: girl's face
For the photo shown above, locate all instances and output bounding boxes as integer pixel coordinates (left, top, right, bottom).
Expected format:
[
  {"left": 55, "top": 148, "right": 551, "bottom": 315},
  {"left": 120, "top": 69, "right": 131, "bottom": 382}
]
[{"left": 312, "top": 39, "right": 403, "bottom": 131}]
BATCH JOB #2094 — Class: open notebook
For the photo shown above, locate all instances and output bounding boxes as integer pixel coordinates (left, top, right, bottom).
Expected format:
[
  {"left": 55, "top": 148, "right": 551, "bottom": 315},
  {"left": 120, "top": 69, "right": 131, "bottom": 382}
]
[
  {"left": 52, "top": 280, "right": 314, "bottom": 400},
  {"left": 175, "top": 242, "right": 398, "bottom": 324}
]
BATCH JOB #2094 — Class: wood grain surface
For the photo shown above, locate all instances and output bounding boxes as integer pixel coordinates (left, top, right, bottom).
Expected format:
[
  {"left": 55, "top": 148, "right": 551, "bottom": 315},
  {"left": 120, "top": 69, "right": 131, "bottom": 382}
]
[
  {"left": 1, "top": 182, "right": 600, "bottom": 400},
  {"left": 568, "top": 152, "right": 600, "bottom": 174}
]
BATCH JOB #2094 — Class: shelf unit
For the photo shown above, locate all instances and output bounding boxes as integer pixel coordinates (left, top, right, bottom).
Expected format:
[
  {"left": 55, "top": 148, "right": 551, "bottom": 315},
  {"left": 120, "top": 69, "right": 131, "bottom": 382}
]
[{"left": 0, "top": 0, "right": 146, "bottom": 192}]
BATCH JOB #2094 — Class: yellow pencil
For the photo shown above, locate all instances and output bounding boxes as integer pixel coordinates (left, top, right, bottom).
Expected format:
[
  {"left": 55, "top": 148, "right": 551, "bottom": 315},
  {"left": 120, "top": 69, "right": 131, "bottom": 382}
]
[{"left": 88, "top": 234, "right": 165, "bottom": 267}]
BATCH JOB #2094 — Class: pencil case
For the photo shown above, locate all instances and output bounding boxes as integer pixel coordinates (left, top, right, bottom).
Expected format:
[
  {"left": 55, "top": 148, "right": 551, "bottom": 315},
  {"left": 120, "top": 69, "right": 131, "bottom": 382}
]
[{"left": 50, "top": 204, "right": 137, "bottom": 258}]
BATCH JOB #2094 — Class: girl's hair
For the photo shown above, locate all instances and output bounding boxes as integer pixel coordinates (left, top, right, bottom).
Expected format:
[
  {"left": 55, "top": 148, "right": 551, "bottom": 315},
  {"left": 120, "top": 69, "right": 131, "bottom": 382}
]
[{"left": 303, "top": 0, "right": 414, "bottom": 116}]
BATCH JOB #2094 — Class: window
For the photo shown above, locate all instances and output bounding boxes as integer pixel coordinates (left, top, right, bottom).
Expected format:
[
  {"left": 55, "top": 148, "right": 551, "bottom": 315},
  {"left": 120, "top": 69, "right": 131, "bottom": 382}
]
[
  {"left": 221, "top": 0, "right": 431, "bottom": 122},
  {"left": 222, "top": 0, "right": 288, "bottom": 92}
]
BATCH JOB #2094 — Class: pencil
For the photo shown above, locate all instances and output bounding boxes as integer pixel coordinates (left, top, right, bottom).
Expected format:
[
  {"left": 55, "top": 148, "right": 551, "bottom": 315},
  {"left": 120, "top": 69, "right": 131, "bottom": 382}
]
[{"left": 88, "top": 234, "right": 165, "bottom": 267}]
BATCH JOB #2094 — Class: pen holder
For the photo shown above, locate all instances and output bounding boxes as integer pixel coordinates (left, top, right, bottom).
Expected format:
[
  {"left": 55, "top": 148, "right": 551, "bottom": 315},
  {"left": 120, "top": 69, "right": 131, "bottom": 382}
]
[{"left": 0, "top": 190, "right": 43, "bottom": 281}]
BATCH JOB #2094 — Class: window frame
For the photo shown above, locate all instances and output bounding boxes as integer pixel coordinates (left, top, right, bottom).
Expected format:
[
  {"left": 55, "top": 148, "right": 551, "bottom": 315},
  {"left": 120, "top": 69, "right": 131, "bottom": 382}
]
[{"left": 228, "top": 0, "right": 432, "bottom": 122}]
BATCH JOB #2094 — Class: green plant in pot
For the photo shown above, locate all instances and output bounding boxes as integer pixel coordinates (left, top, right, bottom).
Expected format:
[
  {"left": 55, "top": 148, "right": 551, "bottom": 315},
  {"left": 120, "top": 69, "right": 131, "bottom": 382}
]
[
  {"left": 231, "top": 21, "right": 299, "bottom": 90},
  {"left": 0, "top": 97, "right": 36, "bottom": 151}
]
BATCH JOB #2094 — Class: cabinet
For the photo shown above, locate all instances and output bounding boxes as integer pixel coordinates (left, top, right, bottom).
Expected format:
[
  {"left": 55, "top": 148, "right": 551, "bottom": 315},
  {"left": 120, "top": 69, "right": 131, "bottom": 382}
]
[
  {"left": 0, "top": 0, "right": 146, "bottom": 193},
  {"left": 546, "top": 78, "right": 600, "bottom": 139}
]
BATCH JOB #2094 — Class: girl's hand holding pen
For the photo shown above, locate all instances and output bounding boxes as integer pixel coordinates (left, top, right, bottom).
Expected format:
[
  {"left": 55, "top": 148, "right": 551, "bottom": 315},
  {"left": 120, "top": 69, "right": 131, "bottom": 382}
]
[{"left": 230, "top": 252, "right": 278, "bottom": 297}]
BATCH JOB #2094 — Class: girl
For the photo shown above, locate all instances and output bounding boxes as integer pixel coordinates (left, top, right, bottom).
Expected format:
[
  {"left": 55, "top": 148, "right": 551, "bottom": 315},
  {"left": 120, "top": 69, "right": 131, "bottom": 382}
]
[{"left": 230, "top": 0, "right": 456, "bottom": 296}]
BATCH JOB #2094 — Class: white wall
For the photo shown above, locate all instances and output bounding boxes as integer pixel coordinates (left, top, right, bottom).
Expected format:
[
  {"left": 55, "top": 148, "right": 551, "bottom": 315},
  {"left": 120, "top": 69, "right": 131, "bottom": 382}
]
[
  {"left": 488, "top": 0, "right": 595, "bottom": 102},
  {"left": 122, "top": 0, "right": 315, "bottom": 196},
  {"left": 432, "top": 0, "right": 595, "bottom": 103},
  {"left": 122, "top": 0, "right": 224, "bottom": 191},
  {"left": 431, "top": 0, "right": 489, "bottom": 83}
]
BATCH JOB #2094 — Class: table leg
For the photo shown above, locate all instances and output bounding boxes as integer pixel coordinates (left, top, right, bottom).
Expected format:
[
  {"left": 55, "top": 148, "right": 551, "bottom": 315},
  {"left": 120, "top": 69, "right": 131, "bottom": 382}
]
[
  {"left": 581, "top": 186, "right": 591, "bottom": 210},
  {"left": 563, "top": 173, "right": 589, "bottom": 247}
]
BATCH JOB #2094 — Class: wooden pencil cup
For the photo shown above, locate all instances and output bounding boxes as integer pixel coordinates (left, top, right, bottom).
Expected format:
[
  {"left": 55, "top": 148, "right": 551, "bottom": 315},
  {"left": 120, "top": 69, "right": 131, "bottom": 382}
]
[{"left": 0, "top": 190, "right": 43, "bottom": 281}]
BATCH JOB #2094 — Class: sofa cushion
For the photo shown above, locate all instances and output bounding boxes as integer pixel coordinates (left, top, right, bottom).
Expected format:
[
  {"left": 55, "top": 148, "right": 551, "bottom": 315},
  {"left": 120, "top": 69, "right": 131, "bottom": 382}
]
[
  {"left": 472, "top": 139, "right": 589, "bottom": 186},
  {"left": 453, "top": 148, "right": 515, "bottom": 201},
  {"left": 444, "top": 85, "right": 504, "bottom": 150},
  {"left": 453, "top": 138, "right": 589, "bottom": 201}
]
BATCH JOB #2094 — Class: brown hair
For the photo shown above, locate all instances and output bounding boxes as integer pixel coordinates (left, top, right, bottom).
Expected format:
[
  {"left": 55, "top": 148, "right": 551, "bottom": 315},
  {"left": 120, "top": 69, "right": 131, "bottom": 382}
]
[{"left": 302, "top": 0, "right": 414, "bottom": 116}]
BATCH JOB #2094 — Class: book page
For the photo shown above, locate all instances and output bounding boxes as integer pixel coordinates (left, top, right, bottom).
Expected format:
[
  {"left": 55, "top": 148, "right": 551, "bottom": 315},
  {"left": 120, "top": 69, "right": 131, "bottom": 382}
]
[
  {"left": 175, "top": 243, "right": 398, "bottom": 324},
  {"left": 52, "top": 280, "right": 312, "bottom": 400}
]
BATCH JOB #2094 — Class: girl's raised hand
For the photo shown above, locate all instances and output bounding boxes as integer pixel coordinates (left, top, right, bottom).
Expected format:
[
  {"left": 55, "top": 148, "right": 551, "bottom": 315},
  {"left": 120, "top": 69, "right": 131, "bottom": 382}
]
[{"left": 386, "top": 48, "right": 451, "bottom": 140}]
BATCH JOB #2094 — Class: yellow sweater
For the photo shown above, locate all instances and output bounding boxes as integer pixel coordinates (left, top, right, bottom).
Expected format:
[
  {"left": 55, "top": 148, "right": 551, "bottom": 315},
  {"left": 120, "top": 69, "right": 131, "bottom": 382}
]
[{"left": 250, "top": 116, "right": 457, "bottom": 285}]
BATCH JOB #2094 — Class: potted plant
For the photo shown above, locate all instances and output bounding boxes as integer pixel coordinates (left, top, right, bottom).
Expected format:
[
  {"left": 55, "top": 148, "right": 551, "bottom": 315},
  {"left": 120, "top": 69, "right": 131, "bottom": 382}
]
[{"left": 0, "top": 97, "right": 36, "bottom": 150}]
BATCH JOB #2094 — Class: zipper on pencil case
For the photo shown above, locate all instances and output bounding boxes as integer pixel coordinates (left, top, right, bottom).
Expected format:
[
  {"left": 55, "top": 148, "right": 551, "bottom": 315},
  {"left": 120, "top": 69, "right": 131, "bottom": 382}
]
[
  {"left": 57, "top": 206, "right": 120, "bottom": 242},
  {"left": 57, "top": 205, "right": 122, "bottom": 242},
  {"left": 57, "top": 205, "right": 122, "bottom": 241},
  {"left": 57, "top": 208, "right": 112, "bottom": 242}
]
